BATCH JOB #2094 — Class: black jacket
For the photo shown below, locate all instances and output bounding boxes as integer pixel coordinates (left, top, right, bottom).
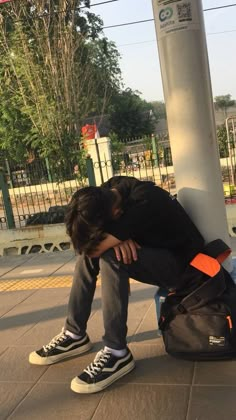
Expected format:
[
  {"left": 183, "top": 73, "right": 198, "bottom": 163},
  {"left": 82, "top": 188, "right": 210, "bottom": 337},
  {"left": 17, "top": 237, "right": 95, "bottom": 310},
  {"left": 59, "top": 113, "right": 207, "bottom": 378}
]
[{"left": 102, "top": 176, "right": 204, "bottom": 265}]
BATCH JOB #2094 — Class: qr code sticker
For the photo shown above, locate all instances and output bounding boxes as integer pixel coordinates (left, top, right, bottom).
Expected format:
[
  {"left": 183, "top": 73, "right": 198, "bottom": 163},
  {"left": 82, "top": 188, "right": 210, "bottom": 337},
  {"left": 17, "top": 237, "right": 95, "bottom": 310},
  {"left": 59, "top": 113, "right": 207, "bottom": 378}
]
[{"left": 177, "top": 3, "right": 192, "bottom": 22}]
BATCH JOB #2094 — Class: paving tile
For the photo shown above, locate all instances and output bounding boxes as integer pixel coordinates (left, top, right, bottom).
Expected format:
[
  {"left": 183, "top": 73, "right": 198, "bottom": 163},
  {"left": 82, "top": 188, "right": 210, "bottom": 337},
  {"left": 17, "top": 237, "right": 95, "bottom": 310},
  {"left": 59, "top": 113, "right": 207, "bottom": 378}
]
[
  {"left": 194, "top": 360, "right": 236, "bottom": 385},
  {"left": 8, "top": 383, "right": 102, "bottom": 420},
  {"left": 93, "top": 384, "right": 190, "bottom": 420},
  {"left": 0, "top": 346, "right": 8, "bottom": 357},
  {"left": 0, "top": 318, "right": 40, "bottom": 346},
  {"left": 0, "top": 255, "right": 34, "bottom": 278},
  {"left": 0, "top": 289, "right": 36, "bottom": 316},
  {"left": 0, "top": 301, "right": 68, "bottom": 345},
  {"left": 188, "top": 386, "right": 236, "bottom": 420},
  {"left": 129, "top": 283, "right": 157, "bottom": 304},
  {"left": 128, "top": 301, "right": 156, "bottom": 344},
  {"left": 15, "top": 288, "right": 101, "bottom": 346},
  {"left": 0, "top": 287, "right": 69, "bottom": 330},
  {"left": 15, "top": 310, "right": 67, "bottom": 346},
  {"left": 29, "top": 251, "right": 75, "bottom": 264},
  {"left": 16, "top": 286, "right": 70, "bottom": 306},
  {"left": 125, "top": 343, "right": 194, "bottom": 385},
  {"left": 0, "top": 346, "right": 48, "bottom": 382},
  {"left": 0, "top": 299, "right": 66, "bottom": 330},
  {"left": 53, "top": 257, "right": 77, "bottom": 276},
  {"left": 130, "top": 300, "right": 159, "bottom": 344},
  {"left": 0, "top": 251, "right": 74, "bottom": 280},
  {"left": 0, "top": 383, "right": 33, "bottom": 420},
  {"left": 128, "top": 285, "right": 156, "bottom": 312}
]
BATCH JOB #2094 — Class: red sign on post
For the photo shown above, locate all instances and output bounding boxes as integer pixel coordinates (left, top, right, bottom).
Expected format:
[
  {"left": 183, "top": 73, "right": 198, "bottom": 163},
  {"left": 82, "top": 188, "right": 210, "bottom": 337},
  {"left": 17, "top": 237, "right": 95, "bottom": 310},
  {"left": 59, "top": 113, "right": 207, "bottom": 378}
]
[
  {"left": 81, "top": 124, "right": 97, "bottom": 141},
  {"left": 0, "top": 0, "right": 11, "bottom": 4}
]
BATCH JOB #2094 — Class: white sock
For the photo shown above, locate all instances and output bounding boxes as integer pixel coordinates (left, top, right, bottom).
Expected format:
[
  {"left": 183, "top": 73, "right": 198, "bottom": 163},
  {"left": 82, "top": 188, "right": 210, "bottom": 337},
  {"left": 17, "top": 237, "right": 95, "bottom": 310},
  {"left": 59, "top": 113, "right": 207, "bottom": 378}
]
[
  {"left": 65, "top": 330, "right": 83, "bottom": 340},
  {"left": 105, "top": 346, "right": 128, "bottom": 358}
]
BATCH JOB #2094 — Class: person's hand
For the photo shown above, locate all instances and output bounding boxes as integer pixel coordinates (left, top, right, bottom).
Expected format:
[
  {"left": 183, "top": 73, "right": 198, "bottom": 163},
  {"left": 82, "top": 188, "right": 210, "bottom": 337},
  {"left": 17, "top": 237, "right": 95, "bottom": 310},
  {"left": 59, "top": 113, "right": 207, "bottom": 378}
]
[{"left": 113, "top": 239, "right": 141, "bottom": 264}]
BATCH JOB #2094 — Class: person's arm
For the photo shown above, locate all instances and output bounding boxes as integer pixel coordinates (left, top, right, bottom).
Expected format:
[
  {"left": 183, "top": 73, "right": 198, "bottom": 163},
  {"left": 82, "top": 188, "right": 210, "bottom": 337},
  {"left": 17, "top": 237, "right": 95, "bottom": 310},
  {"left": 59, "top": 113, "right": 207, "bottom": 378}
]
[
  {"left": 113, "top": 239, "right": 141, "bottom": 264},
  {"left": 88, "top": 234, "right": 141, "bottom": 264},
  {"left": 88, "top": 234, "right": 121, "bottom": 258}
]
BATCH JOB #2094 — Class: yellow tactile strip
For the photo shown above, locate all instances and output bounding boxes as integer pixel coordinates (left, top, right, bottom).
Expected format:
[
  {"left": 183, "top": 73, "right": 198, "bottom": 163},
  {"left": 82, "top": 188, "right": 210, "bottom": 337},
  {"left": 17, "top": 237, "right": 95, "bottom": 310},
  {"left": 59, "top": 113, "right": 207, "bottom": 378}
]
[
  {"left": 0, "top": 275, "right": 138, "bottom": 292},
  {"left": 0, "top": 276, "right": 73, "bottom": 292}
]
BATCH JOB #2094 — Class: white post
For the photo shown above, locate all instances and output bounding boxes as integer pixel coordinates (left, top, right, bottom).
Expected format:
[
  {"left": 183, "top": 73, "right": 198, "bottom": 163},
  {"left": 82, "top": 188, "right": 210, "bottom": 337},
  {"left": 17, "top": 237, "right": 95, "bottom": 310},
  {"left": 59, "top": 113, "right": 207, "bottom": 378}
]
[
  {"left": 84, "top": 137, "right": 113, "bottom": 185},
  {"left": 152, "top": 0, "right": 232, "bottom": 270}
]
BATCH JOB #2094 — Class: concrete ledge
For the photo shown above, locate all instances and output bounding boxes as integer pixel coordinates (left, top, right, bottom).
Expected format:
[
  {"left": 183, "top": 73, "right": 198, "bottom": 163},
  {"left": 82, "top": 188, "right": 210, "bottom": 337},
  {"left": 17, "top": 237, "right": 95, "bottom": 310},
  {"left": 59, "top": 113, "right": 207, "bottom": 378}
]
[{"left": 0, "top": 224, "right": 72, "bottom": 256}]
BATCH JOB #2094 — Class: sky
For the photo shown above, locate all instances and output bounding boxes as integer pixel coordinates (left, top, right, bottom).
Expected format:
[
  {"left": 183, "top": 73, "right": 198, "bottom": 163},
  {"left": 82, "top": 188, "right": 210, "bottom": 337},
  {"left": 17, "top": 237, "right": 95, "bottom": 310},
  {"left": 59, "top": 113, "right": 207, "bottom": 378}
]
[{"left": 92, "top": 0, "right": 236, "bottom": 103}]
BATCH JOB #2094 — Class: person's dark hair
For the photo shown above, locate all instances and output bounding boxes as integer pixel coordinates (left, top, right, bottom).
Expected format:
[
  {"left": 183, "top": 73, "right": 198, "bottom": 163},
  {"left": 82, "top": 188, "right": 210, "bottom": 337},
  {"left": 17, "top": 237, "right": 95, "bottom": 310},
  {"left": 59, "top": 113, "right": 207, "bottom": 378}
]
[{"left": 65, "top": 186, "right": 116, "bottom": 255}]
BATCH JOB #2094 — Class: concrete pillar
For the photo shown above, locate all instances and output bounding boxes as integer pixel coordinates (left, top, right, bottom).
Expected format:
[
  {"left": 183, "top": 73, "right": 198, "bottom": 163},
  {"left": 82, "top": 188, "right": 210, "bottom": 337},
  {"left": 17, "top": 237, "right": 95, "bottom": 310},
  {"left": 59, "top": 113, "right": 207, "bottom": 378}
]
[{"left": 152, "top": 0, "right": 231, "bottom": 270}]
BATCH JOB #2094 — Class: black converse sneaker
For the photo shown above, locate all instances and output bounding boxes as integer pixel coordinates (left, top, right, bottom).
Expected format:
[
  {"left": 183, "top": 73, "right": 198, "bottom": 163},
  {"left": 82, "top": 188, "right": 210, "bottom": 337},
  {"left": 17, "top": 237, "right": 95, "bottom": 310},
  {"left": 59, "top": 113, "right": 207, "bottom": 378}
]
[
  {"left": 70, "top": 348, "right": 135, "bottom": 394},
  {"left": 29, "top": 329, "right": 92, "bottom": 365}
]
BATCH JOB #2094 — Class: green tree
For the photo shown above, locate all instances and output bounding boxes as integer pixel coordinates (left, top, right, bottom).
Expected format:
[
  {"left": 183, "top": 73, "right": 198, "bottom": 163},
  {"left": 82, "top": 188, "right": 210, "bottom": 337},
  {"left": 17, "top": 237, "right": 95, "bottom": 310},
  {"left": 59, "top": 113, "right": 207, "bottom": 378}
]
[
  {"left": 0, "top": 51, "right": 34, "bottom": 161},
  {"left": 0, "top": 90, "right": 34, "bottom": 162},
  {"left": 109, "top": 88, "right": 158, "bottom": 140},
  {"left": 216, "top": 124, "right": 235, "bottom": 158},
  {"left": 150, "top": 101, "right": 166, "bottom": 119},
  {"left": 0, "top": 0, "right": 121, "bottom": 176},
  {"left": 214, "top": 94, "right": 235, "bottom": 118},
  {"left": 109, "top": 132, "right": 125, "bottom": 171}
]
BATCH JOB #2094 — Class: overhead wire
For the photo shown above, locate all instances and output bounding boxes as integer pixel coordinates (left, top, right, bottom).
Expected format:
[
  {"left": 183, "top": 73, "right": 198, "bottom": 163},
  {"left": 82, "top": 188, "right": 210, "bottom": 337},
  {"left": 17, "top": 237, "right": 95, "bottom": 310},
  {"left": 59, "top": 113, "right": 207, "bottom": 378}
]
[
  {"left": 117, "top": 29, "right": 236, "bottom": 48},
  {"left": 103, "top": 3, "right": 236, "bottom": 30},
  {"left": 82, "top": 0, "right": 119, "bottom": 8},
  {"left": 90, "top": 0, "right": 119, "bottom": 6},
  {"left": 204, "top": 3, "right": 236, "bottom": 12},
  {"left": 1, "top": 1, "right": 235, "bottom": 28},
  {"left": 0, "top": 1, "right": 236, "bottom": 46}
]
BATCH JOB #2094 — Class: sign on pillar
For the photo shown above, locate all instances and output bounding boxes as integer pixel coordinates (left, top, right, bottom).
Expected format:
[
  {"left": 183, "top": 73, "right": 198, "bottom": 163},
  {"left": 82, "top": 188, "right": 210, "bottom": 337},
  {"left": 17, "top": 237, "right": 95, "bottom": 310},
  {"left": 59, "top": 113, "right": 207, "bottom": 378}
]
[{"left": 155, "top": 0, "right": 200, "bottom": 39}]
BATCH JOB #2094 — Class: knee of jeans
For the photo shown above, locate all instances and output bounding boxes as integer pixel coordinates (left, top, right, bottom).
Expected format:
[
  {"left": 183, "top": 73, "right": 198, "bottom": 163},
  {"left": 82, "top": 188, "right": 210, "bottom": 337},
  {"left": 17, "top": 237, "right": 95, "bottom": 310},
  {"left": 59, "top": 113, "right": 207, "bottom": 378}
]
[{"left": 99, "top": 248, "right": 119, "bottom": 272}]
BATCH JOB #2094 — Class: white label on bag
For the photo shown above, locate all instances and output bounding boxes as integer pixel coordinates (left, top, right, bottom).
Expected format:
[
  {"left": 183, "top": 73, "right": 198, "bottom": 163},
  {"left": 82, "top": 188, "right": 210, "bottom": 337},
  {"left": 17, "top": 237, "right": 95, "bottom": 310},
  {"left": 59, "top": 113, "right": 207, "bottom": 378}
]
[{"left": 209, "top": 336, "right": 226, "bottom": 346}]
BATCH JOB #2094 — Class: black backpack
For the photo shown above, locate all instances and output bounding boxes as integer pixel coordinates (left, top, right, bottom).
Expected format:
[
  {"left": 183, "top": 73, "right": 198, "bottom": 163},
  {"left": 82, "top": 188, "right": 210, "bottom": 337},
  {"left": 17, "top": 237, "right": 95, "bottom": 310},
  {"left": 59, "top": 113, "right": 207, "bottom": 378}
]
[{"left": 157, "top": 239, "right": 236, "bottom": 361}]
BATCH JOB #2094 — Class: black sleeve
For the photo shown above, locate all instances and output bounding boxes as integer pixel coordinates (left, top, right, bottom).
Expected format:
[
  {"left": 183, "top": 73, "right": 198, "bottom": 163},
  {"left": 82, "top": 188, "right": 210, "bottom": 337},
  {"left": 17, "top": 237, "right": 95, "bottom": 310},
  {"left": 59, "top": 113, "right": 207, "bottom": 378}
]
[
  {"left": 106, "top": 199, "right": 155, "bottom": 241},
  {"left": 105, "top": 186, "right": 204, "bottom": 251}
]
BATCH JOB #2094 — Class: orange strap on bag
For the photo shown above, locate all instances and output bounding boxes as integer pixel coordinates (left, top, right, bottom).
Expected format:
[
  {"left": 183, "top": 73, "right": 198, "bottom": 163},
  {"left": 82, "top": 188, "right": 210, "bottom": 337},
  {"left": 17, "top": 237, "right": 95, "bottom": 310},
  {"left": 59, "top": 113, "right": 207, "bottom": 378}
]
[{"left": 190, "top": 253, "right": 220, "bottom": 277}]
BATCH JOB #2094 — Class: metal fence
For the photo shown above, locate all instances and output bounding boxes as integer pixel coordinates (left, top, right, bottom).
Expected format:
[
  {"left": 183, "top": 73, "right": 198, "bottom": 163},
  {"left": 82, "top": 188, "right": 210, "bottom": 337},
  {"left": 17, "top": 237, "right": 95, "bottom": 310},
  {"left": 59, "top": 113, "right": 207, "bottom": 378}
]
[
  {"left": 111, "top": 142, "right": 175, "bottom": 192},
  {"left": 1, "top": 135, "right": 236, "bottom": 230},
  {"left": 0, "top": 157, "right": 86, "bottom": 229}
]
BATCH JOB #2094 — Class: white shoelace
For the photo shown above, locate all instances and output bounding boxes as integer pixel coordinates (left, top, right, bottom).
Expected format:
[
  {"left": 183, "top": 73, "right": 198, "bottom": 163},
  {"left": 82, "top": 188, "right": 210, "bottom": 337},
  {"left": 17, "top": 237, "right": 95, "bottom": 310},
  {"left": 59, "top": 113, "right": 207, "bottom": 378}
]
[
  {"left": 84, "top": 349, "right": 112, "bottom": 378},
  {"left": 43, "top": 329, "right": 67, "bottom": 351}
]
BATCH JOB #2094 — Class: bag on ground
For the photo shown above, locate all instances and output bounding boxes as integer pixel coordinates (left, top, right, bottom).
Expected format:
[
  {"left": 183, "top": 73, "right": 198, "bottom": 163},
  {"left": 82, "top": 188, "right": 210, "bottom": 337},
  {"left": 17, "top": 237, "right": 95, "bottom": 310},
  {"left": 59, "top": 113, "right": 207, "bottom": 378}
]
[{"left": 156, "top": 239, "right": 236, "bottom": 360}]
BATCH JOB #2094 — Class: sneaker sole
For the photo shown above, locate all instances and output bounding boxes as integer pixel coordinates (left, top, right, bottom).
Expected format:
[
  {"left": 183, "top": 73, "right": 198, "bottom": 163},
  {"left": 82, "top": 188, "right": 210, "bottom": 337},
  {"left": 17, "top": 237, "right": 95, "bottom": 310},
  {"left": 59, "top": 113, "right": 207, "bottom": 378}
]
[
  {"left": 70, "top": 358, "right": 136, "bottom": 394},
  {"left": 29, "top": 341, "right": 93, "bottom": 365}
]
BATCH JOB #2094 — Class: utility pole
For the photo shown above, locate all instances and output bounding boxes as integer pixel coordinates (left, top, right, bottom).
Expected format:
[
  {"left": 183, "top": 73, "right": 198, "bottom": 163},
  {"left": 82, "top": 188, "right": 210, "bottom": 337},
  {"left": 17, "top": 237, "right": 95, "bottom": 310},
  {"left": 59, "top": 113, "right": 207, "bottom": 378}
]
[{"left": 152, "top": 0, "right": 231, "bottom": 270}]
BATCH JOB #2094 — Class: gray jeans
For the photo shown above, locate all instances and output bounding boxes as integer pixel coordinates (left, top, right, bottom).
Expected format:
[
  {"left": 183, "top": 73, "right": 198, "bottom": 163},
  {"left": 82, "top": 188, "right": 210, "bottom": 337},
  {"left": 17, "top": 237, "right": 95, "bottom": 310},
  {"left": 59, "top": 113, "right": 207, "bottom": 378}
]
[{"left": 65, "top": 247, "right": 185, "bottom": 349}]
